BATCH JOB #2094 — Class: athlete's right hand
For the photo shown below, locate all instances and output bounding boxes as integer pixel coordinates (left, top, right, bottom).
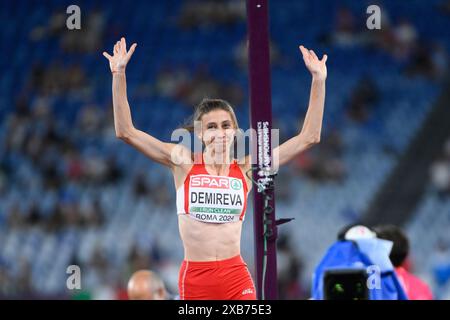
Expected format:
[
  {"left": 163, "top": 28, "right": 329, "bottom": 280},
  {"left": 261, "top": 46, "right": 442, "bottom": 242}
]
[{"left": 103, "top": 37, "right": 137, "bottom": 74}]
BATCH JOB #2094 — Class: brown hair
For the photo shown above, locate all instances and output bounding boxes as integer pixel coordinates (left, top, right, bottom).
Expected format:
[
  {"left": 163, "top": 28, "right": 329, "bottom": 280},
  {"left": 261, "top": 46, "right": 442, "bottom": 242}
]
[{"left": 182, "top": 98, "right": 239, "bottom": 133}]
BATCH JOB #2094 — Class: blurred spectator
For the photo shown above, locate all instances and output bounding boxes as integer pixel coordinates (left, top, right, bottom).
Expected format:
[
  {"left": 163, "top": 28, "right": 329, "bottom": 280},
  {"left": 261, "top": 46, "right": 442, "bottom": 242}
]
[
  {"left": 293, "top": 130, "right": 346, "bottom": 182},
  {"left": 64, "top": 149, "right": 84, "bottom": 182},
  {"left": 29, "top": 10, "right": 66, "bottom": 41},
  {"left": 83, "top": 151, "right": 109, "bottom": 185},
  {"left": 429, "top": 138, "right": 450, "bottom": 198},
  {"left": 0, "top": 163, "right": 7, "bottom": 194},
  {"left": 104, "top": 156, "right": 123, "bottom": 184},
  {"left": 7, "top": 203, "right": 26, "bottom": 229},
  {"left": 275, "top": 168, "right": 293, "bottom": 202},
  {"left": 26, "top": 202, "right": 44, "bottom": 227},
  {"left": 30, "top": 9, "right": 105, "bottom": 54},
  {"left": 0, "top": 262, "right": 14, "bottom": 297},
  {"left": 182, "top": 65, "right": 244, "bottom": 107},
  {"left": 319, "top": 5, "right": 387, "bottom": 49},
  {"left": 277, "top": 234, "right": 305, "bottom": 299},
  {"left": 430, "top": 43, "right": 449, "bottom": 79},
  {"left": 331, "top": 6, "right": 358, "bottom": 48},
  {"left": 375, "top": 225, "right": 434, "bottom": 300},
  {"left": 405, "top": 44, "right": 436, "bottom": 79},
  {"left": 154, "top": 64, "right": 244, "bottom": 107},
  {"left": 80, "top": 198, "right": 105, "bottom": 228},
  {"left": 27, "top": 61, "right": 87, "bottom": 96},
  {"left": 83, "top": 245, "right": 119, "bottom": 300},
  {"left": 127, "top": 270, "right": 168, "bottom": 300},
  {"left": 154, "top": 65, "right": 190, "bottom": 98},
  {"left": 133, "top": 172, "right": 151, "bottom": 199},
  {"left": 430, "top": 156, "right": 450, "bottom": 198},
  {"left": 405, "top": 42, "right": 449, "bottom": 80},
  {"left": 429, "top": 239, "right": 450, "bottom": 289},
  {"left": 392, "top": 18, "right": 418, "bottom": 60},
  {"left": 15, "top": 257, "right": 33, "bottom": 295},
  {"left": 347, "top": 75, "right": 379, "bottom": 122},
  {"left": 61, "top": 8, "right": 105, "bottom": 54},
  {"left": 178, "top": 0, "right": 245, "bottom": 29},
  {"left": 128, "top": 245, "right": 152, "bottom": 272},
  {"left": 151, "top": 179, "right": 172, "bottom": 208}
]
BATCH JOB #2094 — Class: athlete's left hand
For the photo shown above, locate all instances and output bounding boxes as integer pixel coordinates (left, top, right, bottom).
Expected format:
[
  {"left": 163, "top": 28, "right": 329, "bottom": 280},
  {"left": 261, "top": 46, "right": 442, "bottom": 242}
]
[{"left": 299, "top": 45, "right": 327, "bottom": 81}]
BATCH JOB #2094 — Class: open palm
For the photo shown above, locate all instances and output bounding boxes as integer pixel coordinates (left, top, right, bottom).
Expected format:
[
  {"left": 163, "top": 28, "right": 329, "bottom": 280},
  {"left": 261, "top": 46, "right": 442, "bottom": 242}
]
[
  {"left": 103, "top": 37, "right": 137, "bottom": 73},
  {"left": 299, "top": 45, "right": 327, "bottom": 80}
]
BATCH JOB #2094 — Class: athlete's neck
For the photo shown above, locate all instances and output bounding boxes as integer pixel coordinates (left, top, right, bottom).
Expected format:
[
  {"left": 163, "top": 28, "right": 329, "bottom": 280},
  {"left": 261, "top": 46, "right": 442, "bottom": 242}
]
[{"left": 203, "top": 147, "right": 233, "bottom": 175}]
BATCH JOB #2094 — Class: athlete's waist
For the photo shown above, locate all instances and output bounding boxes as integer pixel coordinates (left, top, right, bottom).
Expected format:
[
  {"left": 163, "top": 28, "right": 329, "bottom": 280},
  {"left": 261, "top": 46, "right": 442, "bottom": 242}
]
[{"left": 182, "top": 254, "right": 246, "bottom": 268}]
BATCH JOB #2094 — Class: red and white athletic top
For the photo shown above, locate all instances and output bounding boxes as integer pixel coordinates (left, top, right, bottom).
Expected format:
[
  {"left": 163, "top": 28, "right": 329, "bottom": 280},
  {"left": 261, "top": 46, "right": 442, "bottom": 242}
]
[{"left": 177, "top": 153, "right": 249, "bottom": 223}]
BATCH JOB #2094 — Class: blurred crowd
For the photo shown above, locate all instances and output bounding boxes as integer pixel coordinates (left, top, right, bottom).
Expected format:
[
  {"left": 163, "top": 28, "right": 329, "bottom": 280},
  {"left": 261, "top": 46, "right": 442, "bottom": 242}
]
[
  {"left": 0, "top": 1, "right": 250, "bottom": 299},
  {"left": 3, "top": 99, "right": 114, "bottom": 231},
  {"left": 1, "top": 0, "right": 449, "bottom": 300},
  {"left": 321, "top": 5, "right": 448, "bottom": 80},
  {"left": 154, "top": 64, "right": 245, "bottom": 107},
  {"left": 30, "top": 8, "right": 105, "bottom": 54},
  {"left": 177, "top": 0, "right": 246, "bottom": 29}
]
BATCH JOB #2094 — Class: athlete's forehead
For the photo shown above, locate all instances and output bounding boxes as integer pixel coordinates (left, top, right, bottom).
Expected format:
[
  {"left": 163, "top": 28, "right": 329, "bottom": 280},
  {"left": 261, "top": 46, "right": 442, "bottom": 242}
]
[{"left": 201, "top": 109, "right": 233, "bottom": 124}]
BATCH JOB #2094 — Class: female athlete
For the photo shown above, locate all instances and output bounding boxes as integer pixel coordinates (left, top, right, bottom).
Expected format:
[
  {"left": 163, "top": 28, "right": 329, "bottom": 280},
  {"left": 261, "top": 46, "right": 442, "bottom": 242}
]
[{"left": 103, "top": 37, "right": 327, "bottom": 300}]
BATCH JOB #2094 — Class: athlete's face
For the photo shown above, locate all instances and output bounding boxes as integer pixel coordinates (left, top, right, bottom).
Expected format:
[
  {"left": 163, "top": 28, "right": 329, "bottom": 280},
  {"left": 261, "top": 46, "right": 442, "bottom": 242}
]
[{"left": 200, "top": 109, "right": 236, "bottom": 153}]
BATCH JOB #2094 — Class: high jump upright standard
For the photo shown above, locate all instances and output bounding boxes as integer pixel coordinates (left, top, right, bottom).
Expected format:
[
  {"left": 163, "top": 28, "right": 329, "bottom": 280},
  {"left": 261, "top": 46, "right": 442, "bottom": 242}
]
[{"left": 247, "top": 0, "right": 280, "bottom": 300}]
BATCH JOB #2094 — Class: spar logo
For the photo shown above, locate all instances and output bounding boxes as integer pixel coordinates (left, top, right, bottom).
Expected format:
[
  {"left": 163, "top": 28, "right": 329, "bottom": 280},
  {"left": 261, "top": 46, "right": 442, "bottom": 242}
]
[
  {"left": 191, "top": 175, "right": 229, "bottom": 189},
  {"left": 190, "top": 175, "right": 242, "bottom": 190}
]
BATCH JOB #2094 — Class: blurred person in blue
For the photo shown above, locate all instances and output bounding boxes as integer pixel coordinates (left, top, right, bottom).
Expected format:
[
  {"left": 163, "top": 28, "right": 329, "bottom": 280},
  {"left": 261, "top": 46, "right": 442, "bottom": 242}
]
[{"left": 312, "top": 224, "right": 408, "bottom": 300}]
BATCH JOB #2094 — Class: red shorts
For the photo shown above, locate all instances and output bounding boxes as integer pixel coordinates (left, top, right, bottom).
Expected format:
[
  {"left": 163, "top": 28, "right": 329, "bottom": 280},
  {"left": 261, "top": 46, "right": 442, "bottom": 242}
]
[{"left": 178, "top": 255, "right": 257, "bottom": 300}]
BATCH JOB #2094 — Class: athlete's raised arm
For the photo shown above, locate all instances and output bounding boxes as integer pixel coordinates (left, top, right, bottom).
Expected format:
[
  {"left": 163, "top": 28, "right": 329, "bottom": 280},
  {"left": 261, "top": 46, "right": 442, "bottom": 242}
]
[
  {"left": 103, "top": 37, "right": 191, "bottom": 169},
  {"left": 273, "top": 45, "right": 327, "bottom": 168}
]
